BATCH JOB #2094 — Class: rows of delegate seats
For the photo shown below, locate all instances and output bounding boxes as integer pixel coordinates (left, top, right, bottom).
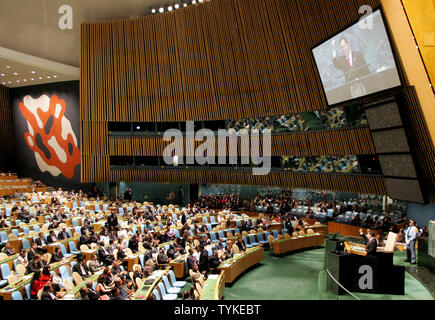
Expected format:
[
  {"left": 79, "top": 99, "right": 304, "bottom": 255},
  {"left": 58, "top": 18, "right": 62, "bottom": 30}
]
[{"left": 1, "top": 194, "right": 296, "bottom": 300}]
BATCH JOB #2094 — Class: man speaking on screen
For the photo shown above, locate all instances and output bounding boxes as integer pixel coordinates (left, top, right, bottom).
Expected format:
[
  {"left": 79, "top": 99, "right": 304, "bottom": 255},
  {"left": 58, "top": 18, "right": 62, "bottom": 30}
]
[{"left": 332, "top": 36, "right": 371, "bottom": 83}]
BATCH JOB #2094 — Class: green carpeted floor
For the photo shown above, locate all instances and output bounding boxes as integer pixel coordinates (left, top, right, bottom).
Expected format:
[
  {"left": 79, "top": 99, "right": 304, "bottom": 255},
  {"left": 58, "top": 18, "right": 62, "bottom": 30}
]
[{"left": 222, "top": 246, "right": 433, "bottom": 300}]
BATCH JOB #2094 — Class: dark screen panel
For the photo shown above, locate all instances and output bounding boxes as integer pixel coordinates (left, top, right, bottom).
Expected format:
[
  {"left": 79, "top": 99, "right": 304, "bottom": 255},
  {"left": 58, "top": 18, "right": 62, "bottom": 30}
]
[{"left": 384, "top": 178, "right": 424, "bottom": 203}]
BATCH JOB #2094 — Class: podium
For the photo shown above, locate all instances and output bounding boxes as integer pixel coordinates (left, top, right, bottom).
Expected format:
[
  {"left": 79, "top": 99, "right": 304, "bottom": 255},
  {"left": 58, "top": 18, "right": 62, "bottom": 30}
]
[{"left": 325, "top": 249, "right": 405, "bottom": 295}]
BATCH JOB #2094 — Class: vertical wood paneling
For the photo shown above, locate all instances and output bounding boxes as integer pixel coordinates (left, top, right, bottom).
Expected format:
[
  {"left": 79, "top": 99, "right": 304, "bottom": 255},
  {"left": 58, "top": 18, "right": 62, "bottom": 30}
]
[
  {"left": 78, "top": 0, "right": 405, "bottom": 197},
  {"left": 0, "top": 85, "right": 15, "bottom": 168}
]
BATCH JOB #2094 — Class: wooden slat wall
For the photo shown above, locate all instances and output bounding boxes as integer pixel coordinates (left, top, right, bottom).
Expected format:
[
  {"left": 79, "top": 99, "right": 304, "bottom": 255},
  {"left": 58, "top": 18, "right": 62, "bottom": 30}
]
[
  {"left": 399, "top": 86, "right": 435, "bottom": 203},
  {"left": 108, "top": 127, "right": 375, "bottom": 156},
  {"left": 80, "top": 0, "right": 382, "bottom": 121},
  {"left": 80, "top": 0, "right": 388, "bottom": 195},
  {"left": 0, "top": 85, "right": 15, "bottom": 168}
]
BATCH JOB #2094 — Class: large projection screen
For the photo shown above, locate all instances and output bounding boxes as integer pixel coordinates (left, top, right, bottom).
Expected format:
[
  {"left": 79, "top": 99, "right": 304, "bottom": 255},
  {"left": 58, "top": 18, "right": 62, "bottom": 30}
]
[{"left": 312, "top": 10, "right": 401, "bottom": 106}]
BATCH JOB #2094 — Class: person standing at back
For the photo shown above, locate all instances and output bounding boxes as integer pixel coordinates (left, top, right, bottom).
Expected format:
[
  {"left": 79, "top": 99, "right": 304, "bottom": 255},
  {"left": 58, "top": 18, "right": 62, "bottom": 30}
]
[
  {"left": 405, "top": 220, "right": 418, "bottom": 265},
  {"left": 178, "top": 187, "right": 184, "bottom": 206}
]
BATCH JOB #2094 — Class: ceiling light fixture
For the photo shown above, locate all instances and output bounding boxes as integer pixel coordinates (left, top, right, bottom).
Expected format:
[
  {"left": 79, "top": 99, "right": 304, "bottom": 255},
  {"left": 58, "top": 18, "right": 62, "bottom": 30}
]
[
  {"left": 159, "top": 7, "right": 164, "bottom": 13},
  {"left": 31, "top": 71, "right": 35, "bottom": 74},
  {"left": 13, "top": 72, "right": 18, "bottom": 75}
]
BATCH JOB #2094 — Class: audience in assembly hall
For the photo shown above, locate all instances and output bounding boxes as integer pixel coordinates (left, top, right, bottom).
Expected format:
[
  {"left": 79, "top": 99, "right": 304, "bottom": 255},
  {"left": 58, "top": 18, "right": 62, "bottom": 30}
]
[
  {"left": 0, "top": 183, "right": 427, "bottom": 300},
  {"left": 247, "top": 192, "right": 416, "bottom": 233}
]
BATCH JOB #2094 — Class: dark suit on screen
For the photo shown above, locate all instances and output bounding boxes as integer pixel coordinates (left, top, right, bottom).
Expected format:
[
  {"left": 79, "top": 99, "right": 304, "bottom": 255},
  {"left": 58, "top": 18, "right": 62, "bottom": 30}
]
[{"left": 333, "top": 50, "right": 370, "bottom": 83}]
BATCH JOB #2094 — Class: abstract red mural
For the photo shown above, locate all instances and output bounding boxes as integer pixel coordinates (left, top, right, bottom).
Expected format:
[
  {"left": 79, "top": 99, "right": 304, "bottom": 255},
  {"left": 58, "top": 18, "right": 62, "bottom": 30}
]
[{"left": 19, "top": 94, "right": 81, "bottom": 179}]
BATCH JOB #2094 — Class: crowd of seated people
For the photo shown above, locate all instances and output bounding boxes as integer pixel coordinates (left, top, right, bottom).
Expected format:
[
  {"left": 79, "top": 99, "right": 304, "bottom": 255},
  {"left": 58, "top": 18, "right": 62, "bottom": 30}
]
[
  {"left": 222, "top": 106, "right": 365, "bottom": 135},
  {"left": 275, "top": 114, "right": 311, "bottom": 132},
  {"left": 226, "top": 119, "right": 250, "bottom": 135},
  {"left": 319, "top": 108, "right": 347, "bottom": 129},
  {"left": 0, "top": 187, "right": 281, "bottom": 300},
  {"left": 282, "top": 156, "right": 308, "bottom": 172},
  {"left": 281, "top": 155, "right": 360, "bottom": 173},
  {"left": 306, "top": 156, "right": 334, "bottom": 173},
  {"left": 331, "top": 155, "right": 360, "bottom": 173},
  {"left": 192, "top": 194, "right": 241, "bottom": 210},
  {"left": 247, "top": 193, "right": 409, "bottom": 233},
  {"left": 1, "top": 183, "right": 427, "bottom": 301},
  {"left": 250, "top": 117, "right": 273, "bottom": 134}
]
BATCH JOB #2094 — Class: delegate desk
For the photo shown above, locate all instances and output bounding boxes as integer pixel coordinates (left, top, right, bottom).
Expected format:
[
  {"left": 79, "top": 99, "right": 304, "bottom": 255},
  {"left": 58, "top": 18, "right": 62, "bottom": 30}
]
[
  {"left": 131, "top": 269, "right": 169, "bottom": 300},
  {"left": 270, "top": 233, "right": 324, "bottom": 255},
  {"left": 169, "top": 254, "right": 188, "bottom": 279},
  {"left": 218, "top": 246, "right": 264, "bottom": 285},
  {"left": 328, "top": 222, "right": 369, "bottom": 237},
  {"left": 169, "top": 242, "right": 216, "bottom": 279},
  {"left": 81, "top": 248, "right": 98, "bottom": 262},
  {"left": 200, "top": 272, "right": 226, "bottom": 300},
  {"left": 123, "top": 240, "right": 175, "bottom": 271},
  {"left": 302, "top": 224, "right": 328, "bottom": 235},
  {"left": 8, "top": 229, "right": 79, "bottom": 253},
  {"left": 46, "top": 237, "right": 79, "bottom": 255},
  {"left": 62, "top": 270, "right": 103, "bottom": 300},
  {"left": 269, "top": 222, "right": 283, "bottom": 232}
]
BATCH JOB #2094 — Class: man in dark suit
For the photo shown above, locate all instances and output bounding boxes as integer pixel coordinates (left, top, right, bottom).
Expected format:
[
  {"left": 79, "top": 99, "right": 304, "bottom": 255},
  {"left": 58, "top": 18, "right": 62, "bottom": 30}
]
[
  {"left": 366, "top": 231, "right": 377, "bottom": 257},
  {"left": 34, "top": 232, "right": 48, "bottom": 254},
  {"left": 128, "top": 235, "right": 139, "bottom": 253},
  {"left": 332, "top": 36, "right": 370, "bottom": 83},
  {"left": 236, "top": 236, "right": 246, "bottom": 252},
  {"left": 41, "top": 282, "right": 57, "bottom": 300},
  {"left": 79, "top": 230, "right": 90, "bottom": 247},
  {"left": 284, "top": 218, "right": 294, "bottom": 235},
  {"left": 186, "top": 248, "right": 197, "bottom": 270},
  {"left": 18, "top": 210, "right": 30, "bottom": 223},
  {"left": 57, "top": 228, "right": 69, "bottom": 240},
  {"left": 181, "top": 212, "right": 187, "bottom": 226},
  {"left": 73, "top": 257, "right": 91, "bottom": 278},
  {"left": 157, "top": 248, "right": 170, "bottom": 266},
  {"left": 359, "top": 229, "right": 371, "bottom": 246},
  {"left": 209, "top": 250, "right": 222, "bottom": 269},
  {"left": 198, "top": 246, "right": 209, "bottom": 274},
  {"left": 27, "top": 243, "right": 38, "bottom": 262},
  {"left": 107, "top": 212, "right": 118, "bottom": 231},
  {"left": 97, "top": 241, "right": 114, "bottom": 266},
  {"left": 26, "top": 254, "right": 44, "bottom": 274},
  {"left": 47, "top": 230, "right": 58, "bottom": 244}
]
